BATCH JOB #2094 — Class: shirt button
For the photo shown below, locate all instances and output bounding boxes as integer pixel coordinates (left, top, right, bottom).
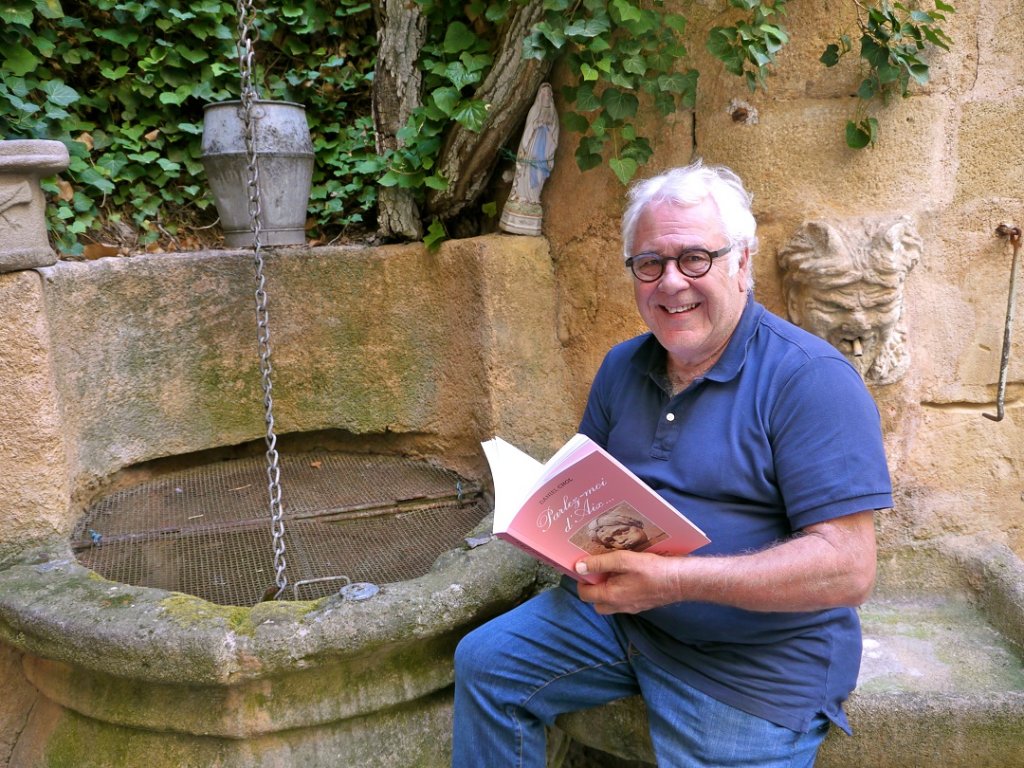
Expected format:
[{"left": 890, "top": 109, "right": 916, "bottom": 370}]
[{"left": 666, "top": 413, "right": 675, "bottom": 422}]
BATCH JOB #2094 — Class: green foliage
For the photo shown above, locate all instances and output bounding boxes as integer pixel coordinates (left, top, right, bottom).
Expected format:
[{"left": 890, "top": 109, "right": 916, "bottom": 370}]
[
  {"left": 378, "top": 0, "right": 502, "bottom": 194},
  {"left": 707, "top": 0, "right": 791, "bottom": 92},
  {"left": 524, "top": 0, "right": 696, "bottom": 185},
  {"left": 2, "top": 0, "right": 958, "bottom": 250},
  {"left": 385, "top": 0, "right": 697, "bottom": 193},
  {"left": 1, "top": 0, "right": 377, "bottom": 254},
  {"left": 821, "top": 0, "right": 954, "bottom": 148}
]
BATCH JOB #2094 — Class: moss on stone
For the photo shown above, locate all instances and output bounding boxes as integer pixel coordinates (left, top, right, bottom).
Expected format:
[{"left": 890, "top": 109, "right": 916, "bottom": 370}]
[{"left": 159, "top": 594, "right": 256, "bottom": 634}]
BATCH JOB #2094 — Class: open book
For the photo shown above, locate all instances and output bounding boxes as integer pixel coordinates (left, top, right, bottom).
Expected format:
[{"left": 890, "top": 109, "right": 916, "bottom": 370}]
[{"left": 482, "top": 434, "right": 710, "bottom": 584}]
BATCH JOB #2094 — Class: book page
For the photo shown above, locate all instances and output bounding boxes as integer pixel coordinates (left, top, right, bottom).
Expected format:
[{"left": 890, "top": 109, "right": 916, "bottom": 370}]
[{"left": 482, "top": 437, "right": 544, "bottom": 530}]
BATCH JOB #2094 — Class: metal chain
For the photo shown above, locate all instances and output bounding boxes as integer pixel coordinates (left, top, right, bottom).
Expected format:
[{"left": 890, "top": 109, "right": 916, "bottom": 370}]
[{"left": 236, "top": 0, "right": 288, "bottom": 599}]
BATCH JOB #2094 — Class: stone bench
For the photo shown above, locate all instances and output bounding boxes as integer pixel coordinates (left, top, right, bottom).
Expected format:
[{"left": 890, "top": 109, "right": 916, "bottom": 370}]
[{"left": 555, "top": 537, "right": 1024, "bottom": 767}]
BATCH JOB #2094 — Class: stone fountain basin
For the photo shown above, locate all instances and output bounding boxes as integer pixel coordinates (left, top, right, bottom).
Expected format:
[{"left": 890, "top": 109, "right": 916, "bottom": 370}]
[
  {"left": 556, "top": 534, "right": 1024, "bottom": 768},
  {"left": 0, "top": 525, "right": 540, "bottom": 767}
]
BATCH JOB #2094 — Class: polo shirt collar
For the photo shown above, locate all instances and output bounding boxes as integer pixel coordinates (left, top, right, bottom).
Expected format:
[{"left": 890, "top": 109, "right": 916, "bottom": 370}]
[{"left": 630, "top": 294, "right": 763, "bottom": 385}]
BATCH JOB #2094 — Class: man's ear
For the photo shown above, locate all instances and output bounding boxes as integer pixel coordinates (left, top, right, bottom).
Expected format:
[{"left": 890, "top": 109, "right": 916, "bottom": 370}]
[{"left": 738, "top": 248, "right": 752, "bottom": 291}]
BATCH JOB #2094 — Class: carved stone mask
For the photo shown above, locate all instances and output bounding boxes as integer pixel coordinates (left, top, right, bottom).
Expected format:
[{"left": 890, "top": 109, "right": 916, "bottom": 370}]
[{"left": 777, "top": 216, "right": 922, "bottom": 385}]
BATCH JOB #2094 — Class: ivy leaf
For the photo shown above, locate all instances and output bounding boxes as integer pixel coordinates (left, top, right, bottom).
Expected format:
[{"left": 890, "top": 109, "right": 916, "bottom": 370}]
[
  {"left": 95, "top": 27, "right": 140, "bottom": 46},
  {"left": 564, "top": 17, "right": 612, "bottom": 38},
  {"left": 0, "top": 6, "right": 34, "bottom": 26},
  {"left": 652, "top": 89, "right": 675, "bottom": 115},
  {"left": 623, "top": 55, "right": 646, "bottom": 76},
  {"left": 820, "top": 43, "right": 840, "bottom": 67},
  {"left": 430, "top": 87, "right": 461, "bottom": 116},
  {"left": 609, "top": 155, "right": 638, "bottom": 184},
  {"left": 574, "top": 82, "right": 601, "bottom": 111},
  {"left": 2, "top": 45, "right": 39, "bottom": 77},
  {"left": 574, "top": 143, "right": 603, "bottom": 172},
  {"left": 424, "top": 173, "right": 448, "bottom": 190},
  {"left": 845, "top": 117, "right": 878, "bottom": 149},
  {"left": 857, "top": 78, "right": 877, "bottom": 100},
  {"left": 611, "top": 0, "right": 643, "bottom": 24},
  {"left": 561, "top": 111, "right": 589, "bottom": 133},
  {"left": 759, "top": 24, "right": 789, "bottom": 51},
  {"left": 907, "top": 63, "right": 930, "bottom": 85},
  {"left": 100, "top": 65, "right": 131, "bottom": 80},
  {"left": 664, "top": 13, "right": 687, "bottom": 33},
  {"left": 443, "top": 21, "right": 477, "bottom": 54},
  {"left": 877, "top": 63, "right": 900, "bottom": 84},
  {"left": 452, "top": 99, "right": 489, "bottom": 132},
  {"left": 522, "top": 31, "right": 549, "bottom": 60},
  {"left": 423, "top": 218, "right": 447, "bottom": 250},
  {"left": 601, "top": 89, "right": 638, "bottom": 120},
  {"left": 43, "top": 79, "right": 79, "bottom": 107},
  {"left": 535, "top": 20, "right": 566, "bottom": 49}
]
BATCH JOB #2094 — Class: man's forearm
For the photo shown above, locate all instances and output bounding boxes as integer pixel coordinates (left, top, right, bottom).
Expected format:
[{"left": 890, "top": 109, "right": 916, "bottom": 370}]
[{"left": 576, "top": 510, "right": 877, "bottom": 615}]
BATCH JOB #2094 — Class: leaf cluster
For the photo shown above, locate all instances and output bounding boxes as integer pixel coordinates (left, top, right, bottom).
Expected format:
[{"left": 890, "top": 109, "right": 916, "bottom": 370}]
[
  {"left": 707, "top": 0, "right": 790, "bottom": 92},
  {"left": 377, "top": 0, "right": 503, "bottom": 194},
  {"left": 821, "top": 1, "right": 954, "bottom": 148},
  {"left": 1, "top": 0, "right": 377, "bottom": 255},
  {"left": 524, "top": 0, "right": 695, "bottom": 184},
  {"left": 3, "top": 0, "right": 958, "bottom": 251}
]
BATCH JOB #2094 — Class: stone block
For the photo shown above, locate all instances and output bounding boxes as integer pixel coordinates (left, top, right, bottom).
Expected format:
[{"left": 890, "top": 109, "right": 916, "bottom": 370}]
[
  {"left": 954, "top": 96, "right": 1024, "bottom": 205},
  {"left": 695, "top": 96, "right": 950, "bottom": 218},
  {"left": 0, "top": 270, "right": 70, "bottom": 562}
]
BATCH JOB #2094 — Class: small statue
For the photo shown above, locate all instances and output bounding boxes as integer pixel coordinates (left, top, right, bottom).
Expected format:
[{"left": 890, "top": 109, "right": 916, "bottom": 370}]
[
  {"left": 499, "top": 83, "right": 559, "bottom": 236},
  {"left": 777, "top": 215, "right": 922, "bottom": 385}
]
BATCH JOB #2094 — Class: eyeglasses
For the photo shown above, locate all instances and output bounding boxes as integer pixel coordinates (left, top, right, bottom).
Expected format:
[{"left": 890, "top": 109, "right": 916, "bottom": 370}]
[{"left": 625, "top": 244, "right": 733, "bottom": 282}]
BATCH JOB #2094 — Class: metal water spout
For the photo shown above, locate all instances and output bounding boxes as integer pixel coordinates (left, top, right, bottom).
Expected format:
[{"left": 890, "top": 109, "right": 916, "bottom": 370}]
[
  {"left": 0, "top": 140, "right": 69, "bottom": 273},
  {"left": 984, "top": 223, "right": 1022, "bottom": 422}
]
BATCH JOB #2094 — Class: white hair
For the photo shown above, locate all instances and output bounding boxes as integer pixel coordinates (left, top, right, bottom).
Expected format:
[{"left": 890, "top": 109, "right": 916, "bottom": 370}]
[{"left": 621, "top": 159, "right": 758, "bottom": 288}]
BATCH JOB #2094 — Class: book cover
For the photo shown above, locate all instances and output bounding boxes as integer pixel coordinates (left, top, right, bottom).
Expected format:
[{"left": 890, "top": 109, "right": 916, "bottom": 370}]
[{"left": 482, "top": 434, "right": 710, "bottom": 584}]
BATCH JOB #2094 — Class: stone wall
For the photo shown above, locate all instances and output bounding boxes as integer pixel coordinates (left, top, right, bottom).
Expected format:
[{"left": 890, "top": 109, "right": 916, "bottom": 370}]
[{"left": 542, "top": 0, "right": 1024, "bottom": 555}]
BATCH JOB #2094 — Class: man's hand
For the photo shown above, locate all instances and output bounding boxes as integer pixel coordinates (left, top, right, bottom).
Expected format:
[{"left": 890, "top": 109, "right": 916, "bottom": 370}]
[{"left": 575, "top": 550, "right": 684, "bottom": 614}]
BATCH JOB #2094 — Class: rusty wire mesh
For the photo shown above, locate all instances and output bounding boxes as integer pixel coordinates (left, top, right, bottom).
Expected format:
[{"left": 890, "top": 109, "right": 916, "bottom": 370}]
[{"left": 73, "top": 451, "right": 488, "bottom": 606}]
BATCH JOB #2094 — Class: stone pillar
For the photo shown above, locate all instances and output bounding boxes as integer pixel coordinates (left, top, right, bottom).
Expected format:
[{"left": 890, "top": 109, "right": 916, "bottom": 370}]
[{"left": 0, "top": 140, "right": 69, "bottom": 273}]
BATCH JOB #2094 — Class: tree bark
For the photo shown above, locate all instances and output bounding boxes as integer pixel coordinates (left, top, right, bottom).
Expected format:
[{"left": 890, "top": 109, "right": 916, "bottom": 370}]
[
  {"left": 371, "top": 0, "right": 425, "bottom": 240},
  {"left": 425, "top": 0, "right": 554, "bottom": 221}
]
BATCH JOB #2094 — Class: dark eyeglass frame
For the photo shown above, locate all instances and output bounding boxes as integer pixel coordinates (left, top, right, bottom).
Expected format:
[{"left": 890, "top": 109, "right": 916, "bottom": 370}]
[{"left": 625, "top": 244, "right": 733, "bottom": 282}]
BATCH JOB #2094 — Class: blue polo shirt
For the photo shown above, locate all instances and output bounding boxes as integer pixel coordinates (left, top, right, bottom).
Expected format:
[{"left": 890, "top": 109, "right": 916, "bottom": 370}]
[{"left": 577, "top": 297, "right": 893, "bottom": 734}]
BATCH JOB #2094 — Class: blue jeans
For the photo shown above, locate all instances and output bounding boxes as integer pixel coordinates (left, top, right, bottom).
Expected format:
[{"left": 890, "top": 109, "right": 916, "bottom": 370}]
[{"left": 452, "top": 584, "right": 830, "bottom": 768}]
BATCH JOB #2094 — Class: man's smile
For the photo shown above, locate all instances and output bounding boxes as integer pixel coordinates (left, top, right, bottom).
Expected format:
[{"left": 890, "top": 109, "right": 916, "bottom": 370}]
[{"left": 664, "top": 301, "right": 701, "bottom": 314}]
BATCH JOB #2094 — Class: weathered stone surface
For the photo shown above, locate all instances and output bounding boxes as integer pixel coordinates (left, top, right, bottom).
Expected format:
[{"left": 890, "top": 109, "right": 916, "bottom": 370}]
[
  {"left": 0, "top": 271, "right": 70, "bottom": 564},
  {"left": 0, "top": 527, "right": 543, "bottom": 766},
  {"left": 555, "top": 538, "right": 1024, "bottom": 768},
  {"left": 0, "top": 140, "right": 68, "bottom": 272},
  {"left": 15, "top": 237, "right": 573, "bottom": 541}
]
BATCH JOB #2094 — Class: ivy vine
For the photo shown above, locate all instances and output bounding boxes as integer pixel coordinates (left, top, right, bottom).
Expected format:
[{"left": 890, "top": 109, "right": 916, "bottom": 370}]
[
  {"left": 1, "top": 0, "right": 956, "bottom": 253},
  {"left": 523, "top": 0, "right": 696, "bottom": 185},
  {"left": 1, "top": 0, "right": 377, "bottom": 255},
  {"left": 821, "top": 0, "right": 955, "bottom": 148}
]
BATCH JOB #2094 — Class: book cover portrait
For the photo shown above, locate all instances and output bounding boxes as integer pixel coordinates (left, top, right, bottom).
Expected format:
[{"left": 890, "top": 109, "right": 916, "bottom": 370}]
[{"left": 569, "top": 501, "right": 670, "bottom": 555}]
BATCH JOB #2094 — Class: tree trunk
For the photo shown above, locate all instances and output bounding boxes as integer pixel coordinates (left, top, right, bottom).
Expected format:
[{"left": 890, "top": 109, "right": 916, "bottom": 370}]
[
  {"left": 371, "top": 0, "right": 425, "bottom": 240},
  {"left": 425, "top": 0, "right": 554, "bottom": 222}
]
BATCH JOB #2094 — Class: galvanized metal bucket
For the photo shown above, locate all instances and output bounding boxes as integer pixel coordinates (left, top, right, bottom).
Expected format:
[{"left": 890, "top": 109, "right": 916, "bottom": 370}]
[{"left": 201, "top": 100, "right": 314, "bottom": 247}]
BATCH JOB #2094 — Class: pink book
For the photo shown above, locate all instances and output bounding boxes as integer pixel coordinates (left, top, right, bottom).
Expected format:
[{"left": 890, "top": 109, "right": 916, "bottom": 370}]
[{"left": 482, "top": 434, "right": 710, "bottom": 584}]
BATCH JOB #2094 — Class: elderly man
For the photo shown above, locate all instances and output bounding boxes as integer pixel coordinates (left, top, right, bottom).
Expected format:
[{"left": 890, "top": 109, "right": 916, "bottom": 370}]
[{"left": 453, "top": 161, "right": 892, "bottom": 767}]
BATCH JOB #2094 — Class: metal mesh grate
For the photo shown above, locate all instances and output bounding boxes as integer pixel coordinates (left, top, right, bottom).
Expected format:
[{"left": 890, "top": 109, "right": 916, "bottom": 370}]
[{"left": 73, "top": 452, "right": 488, "bottom": 606}]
